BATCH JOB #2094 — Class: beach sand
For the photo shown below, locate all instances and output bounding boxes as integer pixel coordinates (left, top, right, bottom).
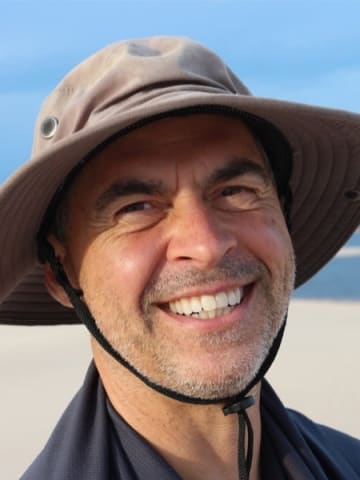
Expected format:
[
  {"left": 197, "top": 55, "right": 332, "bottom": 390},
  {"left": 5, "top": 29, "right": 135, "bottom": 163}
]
[{"left": 1, "top": 298, "right": 359, "bottom": 479}]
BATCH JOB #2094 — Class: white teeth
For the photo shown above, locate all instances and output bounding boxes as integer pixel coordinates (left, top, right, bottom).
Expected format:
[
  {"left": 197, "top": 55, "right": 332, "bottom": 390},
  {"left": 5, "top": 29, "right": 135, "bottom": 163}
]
[
  {"left": 175, "top": 300, "right": 184, "bottom": 314},
  {"left": 168, "top": 287, "right": 244, "bottom": 318},
  {"left": 190, "top": 297, "right": 202, "bottom": 313},
  {"left": 181, "top": 298, "right": 192, "bottom": 316},
  {"left": 228, "top": 289, "right": 238, "bottom": 306},
  {"left": 215, "top": 291, "right": 228, "bottom": 308},
  {"left": 192, "top": 306, "right": 232, "bottom": 319},
  {"left": 201, "top": 295, "right": 217, "bottom": 312}
]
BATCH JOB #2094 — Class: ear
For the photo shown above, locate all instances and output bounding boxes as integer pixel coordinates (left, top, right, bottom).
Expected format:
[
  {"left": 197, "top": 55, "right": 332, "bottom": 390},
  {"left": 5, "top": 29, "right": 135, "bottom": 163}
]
[
  {"left": 43, "top": 262, "right": 73, "bottom": 308},
  {"left": 43, "top": 234, "right": 74, "bottom": 308}
]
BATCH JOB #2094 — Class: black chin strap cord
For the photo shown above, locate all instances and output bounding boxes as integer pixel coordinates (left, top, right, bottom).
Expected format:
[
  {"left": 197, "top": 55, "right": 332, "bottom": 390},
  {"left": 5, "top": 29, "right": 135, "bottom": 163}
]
[
  {"left": 41, "top": 239, "right": 287, "bottom": 479},
  {"left": 223, "top": 396, "right": 256, "bottom": 480}
]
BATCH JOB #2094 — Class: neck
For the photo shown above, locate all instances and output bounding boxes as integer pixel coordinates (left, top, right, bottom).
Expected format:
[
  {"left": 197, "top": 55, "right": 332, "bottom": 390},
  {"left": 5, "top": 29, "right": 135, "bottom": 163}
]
[{"left": 93, "top": 346, "right": 262, "bottom": 480}]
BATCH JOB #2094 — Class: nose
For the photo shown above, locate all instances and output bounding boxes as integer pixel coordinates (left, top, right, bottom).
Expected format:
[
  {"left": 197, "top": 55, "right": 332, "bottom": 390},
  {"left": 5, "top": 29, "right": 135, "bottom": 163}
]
[{"left": 166, "top": 197, "right": 238, "bottom": 269}]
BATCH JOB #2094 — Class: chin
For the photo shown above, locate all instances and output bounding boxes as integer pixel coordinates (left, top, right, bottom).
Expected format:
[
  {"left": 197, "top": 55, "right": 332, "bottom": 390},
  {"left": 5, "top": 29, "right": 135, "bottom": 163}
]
[{"left": 155, "top": 351, "right": 264, "bottom": 400}]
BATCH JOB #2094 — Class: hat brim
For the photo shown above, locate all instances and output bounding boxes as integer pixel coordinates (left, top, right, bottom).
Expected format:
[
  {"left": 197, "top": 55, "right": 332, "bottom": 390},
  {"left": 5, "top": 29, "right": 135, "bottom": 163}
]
[{"left": 1, "top": 92, "right": 360, "bottom": 325}]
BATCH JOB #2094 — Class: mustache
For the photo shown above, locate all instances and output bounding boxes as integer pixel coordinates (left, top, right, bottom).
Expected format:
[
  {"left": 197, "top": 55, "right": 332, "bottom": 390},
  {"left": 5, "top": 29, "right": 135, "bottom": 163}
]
[{"left": 141, "top": 256, "right": 268, "bottom": 305}]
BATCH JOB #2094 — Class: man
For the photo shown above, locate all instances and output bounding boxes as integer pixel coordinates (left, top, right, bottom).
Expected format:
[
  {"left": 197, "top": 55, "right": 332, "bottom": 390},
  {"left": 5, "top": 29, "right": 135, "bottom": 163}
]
[{"left": 0, "top": 37, "right": 359, "bottom": 480}]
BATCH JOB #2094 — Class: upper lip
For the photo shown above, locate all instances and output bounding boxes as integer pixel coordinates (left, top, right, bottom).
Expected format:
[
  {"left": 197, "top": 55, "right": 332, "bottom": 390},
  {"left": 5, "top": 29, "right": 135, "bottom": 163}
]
[{"left": 156, "top": 281, "right": 254, "bottom": 305}]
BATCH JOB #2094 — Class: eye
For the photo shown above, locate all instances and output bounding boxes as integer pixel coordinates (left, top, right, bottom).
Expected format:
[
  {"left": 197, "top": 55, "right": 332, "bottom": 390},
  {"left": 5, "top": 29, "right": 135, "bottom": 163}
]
[
  {"left": 214, "top": 184, "right": 258, "bottom": 211},
  {"left": 221, "top": 185, "right": 251, "bottom": 196},
  {"left": 120, "top": 201, "right": 153, "bottom": 213},
  {"left": 113, "top": 199, "right": 166, "bottom": 232}
]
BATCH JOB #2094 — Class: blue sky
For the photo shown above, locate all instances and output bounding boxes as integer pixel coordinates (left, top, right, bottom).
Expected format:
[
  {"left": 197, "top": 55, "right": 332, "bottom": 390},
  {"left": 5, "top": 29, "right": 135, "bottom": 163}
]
[
  {"left": 1, "top": 0, "right": 360, "bottom": 181},
  {"left": 0, "top": 1, "right": 359, "bottom": 298}
]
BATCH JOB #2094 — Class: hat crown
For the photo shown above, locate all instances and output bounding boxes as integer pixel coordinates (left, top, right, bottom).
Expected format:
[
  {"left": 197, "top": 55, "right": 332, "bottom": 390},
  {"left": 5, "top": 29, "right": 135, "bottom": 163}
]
[
  {"left": 2, "top": 35, "right": 360, "bottom": 326},
  {"left": 32, "top": 36, "right": 251, "bottom": 157}
]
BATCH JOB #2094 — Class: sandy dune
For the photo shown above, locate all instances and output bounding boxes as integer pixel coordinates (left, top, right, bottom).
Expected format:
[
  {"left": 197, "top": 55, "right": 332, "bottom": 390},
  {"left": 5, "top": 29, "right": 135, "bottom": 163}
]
[{"left": 1, "top": 298, "right": 359, "bottom": 479}]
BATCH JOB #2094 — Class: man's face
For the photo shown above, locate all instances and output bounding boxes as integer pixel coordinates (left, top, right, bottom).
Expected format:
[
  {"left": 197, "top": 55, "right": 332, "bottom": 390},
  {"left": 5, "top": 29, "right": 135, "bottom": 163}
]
[{"left": 57, "top": 114, "right": 295, "bottom": 400}]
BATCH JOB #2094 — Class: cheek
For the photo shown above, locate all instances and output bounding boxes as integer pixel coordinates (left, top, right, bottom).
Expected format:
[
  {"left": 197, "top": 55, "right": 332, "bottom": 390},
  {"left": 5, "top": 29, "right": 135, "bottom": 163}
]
[
  {"left": 240, "top": 213, "right": 292, "bottom": 270},
  {"left": 77, "top": 233, "right": 164, "bottom": 299}
]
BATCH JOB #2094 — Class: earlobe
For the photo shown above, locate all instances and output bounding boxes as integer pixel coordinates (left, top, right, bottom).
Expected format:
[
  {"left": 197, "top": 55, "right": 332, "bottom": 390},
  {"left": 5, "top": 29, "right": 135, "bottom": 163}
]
[
  {"left": 43, "top": 262, "right": 74, "bottom": 308},
  {"left": 43, "top": 235, "right": 76, "bottom": 308},
  {"left": 47, "top": 234, "right": 67, "bottom": 263}
]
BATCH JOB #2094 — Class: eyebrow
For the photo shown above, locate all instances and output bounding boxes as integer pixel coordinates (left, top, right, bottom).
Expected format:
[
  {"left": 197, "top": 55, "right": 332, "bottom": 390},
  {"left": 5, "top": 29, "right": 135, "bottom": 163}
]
[
  {"left": 94, "top": 178, "right": 167, "bottom": 212},
  {"left": 206, "top": 157, "right": 271, "bottom": 187},
  {"left": 94, "top": 157, "right": 270, "bottom": 213}
]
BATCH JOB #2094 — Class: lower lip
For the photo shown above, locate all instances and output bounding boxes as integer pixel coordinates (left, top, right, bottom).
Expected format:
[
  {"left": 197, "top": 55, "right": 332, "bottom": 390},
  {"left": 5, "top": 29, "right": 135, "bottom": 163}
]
[{"left": 159, "top": 285, "right": 254, "bottom": 332}]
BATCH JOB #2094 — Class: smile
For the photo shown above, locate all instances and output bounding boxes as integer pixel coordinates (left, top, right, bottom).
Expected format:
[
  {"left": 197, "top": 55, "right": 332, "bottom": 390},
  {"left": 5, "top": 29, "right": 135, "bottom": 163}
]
[{"left": 168, "top": 287, "right": 244, "bottom": 319}]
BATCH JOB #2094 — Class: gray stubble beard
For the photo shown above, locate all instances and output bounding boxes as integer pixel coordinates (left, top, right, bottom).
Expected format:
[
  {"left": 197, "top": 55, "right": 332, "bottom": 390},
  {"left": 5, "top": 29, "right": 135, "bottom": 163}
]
[{"left": 90, "top": 252, "right": 295, "bottom": 401}]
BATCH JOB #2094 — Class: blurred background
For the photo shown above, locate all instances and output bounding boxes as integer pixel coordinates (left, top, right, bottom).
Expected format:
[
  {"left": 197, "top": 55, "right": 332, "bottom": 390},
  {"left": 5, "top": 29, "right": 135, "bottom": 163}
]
[{"left": 1, "top": 1, "right": 359, "bottom": 478}]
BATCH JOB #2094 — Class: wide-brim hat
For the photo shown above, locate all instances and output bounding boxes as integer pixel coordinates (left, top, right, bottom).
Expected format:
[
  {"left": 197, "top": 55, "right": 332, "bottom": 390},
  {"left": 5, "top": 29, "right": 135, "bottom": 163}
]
[{"left": 1, "top": 36, "right": 360, "bottom": 326}]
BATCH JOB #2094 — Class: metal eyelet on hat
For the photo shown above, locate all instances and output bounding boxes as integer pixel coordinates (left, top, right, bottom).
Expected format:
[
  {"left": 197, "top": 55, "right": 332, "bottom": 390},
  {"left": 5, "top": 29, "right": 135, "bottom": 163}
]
[
  {"left": 345, "top": 190, "right": 360, "bottom": 201},
  {"left": 40, "top": 116, "right": 59, "bottom": 139}
]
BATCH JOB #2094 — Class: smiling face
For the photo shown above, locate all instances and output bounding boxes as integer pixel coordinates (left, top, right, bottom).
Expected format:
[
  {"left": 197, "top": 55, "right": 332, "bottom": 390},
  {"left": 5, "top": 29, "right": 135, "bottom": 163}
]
[{"left": 49, "top": 114, "right": 295, "bottom": 400}]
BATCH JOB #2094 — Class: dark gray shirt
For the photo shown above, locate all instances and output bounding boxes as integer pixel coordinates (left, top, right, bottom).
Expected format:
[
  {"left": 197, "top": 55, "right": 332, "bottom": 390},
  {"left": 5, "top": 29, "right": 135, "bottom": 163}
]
[{"left": 21, "top": 363, "right": 360, "bottom": 480}]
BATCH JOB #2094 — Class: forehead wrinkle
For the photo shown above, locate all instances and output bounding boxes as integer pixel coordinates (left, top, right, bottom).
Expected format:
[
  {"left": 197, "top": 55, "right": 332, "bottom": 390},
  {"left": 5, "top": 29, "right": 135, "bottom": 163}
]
[{"left": 171, "top": 156, "right": 197, "bottom": 196}]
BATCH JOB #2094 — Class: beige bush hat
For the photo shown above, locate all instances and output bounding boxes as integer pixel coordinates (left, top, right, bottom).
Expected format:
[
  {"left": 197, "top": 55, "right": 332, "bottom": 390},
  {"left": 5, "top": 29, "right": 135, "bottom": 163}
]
[{"left": 1, "top": 36, "right": 360, "bottom": 326}]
